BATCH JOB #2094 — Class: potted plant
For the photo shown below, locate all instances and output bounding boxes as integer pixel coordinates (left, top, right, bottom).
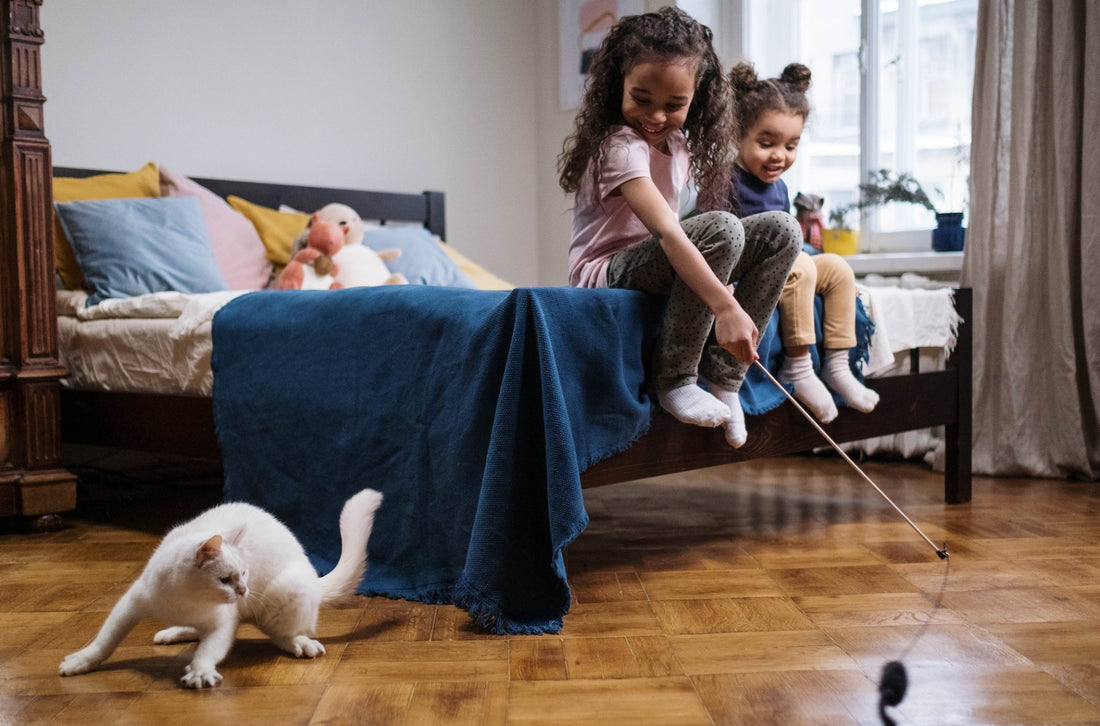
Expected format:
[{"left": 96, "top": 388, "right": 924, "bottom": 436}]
[
  {"left": 823, "top": 204, "right": 860, "bottom": 255},
  {"left": 934, "top": 139, "right": 970, "bottom": 252},
  {"left": 856, "top": 169, "right": 938, "bottom": 215},
  {"left": 823, "top": 169, "right": 966, "bottom": 254},
  {"left": 932, "top": 211, "right": 966, "bottom": 252}
]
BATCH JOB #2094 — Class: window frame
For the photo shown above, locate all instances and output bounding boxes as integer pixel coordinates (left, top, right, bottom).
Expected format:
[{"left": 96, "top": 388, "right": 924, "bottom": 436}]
[{"left": 710, "top": 0, "right": 974, "bottom": 255}]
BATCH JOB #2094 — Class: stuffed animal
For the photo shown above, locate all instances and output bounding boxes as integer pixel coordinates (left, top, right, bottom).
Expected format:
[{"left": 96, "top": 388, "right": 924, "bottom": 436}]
[
  {"left": 332, "top": 243, "right": 406, "bottom": 288},
  {"left": 277, "top": 216, "right": 345, "bottom": 290},
  {"left": 278, "top": 204, "right": 407, "bottom": 290},
  {"left": 793, "top": 192, "right": 825, "bottom": 253}
]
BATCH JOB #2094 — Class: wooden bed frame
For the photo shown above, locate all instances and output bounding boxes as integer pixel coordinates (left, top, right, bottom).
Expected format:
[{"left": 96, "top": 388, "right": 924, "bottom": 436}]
[
  {"left": 0, "top": 1, "right": 971, "bottom": 530},
  {"left": 56, "top": 304, "right": 972, "bottom": 502}
]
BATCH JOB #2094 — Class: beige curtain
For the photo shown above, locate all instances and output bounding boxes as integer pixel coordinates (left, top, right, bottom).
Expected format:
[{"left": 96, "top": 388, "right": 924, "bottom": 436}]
[{"left": 962, "top": 0, "right": 1100, "bottom": 479}]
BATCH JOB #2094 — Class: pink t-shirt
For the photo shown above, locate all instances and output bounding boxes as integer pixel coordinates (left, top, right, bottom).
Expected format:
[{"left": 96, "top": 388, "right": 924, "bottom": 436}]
[{"left": 568, "top": 126, "right": 690, "bottom": 288}]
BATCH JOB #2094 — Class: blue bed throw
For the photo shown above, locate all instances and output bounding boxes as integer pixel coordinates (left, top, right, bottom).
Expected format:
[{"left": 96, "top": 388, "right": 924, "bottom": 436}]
[
  {"left": 212, "top": 286, "right": 870, "bottom": 634},
  {"left": 212, "top": 286, "right": 661, "bottom": 634}
]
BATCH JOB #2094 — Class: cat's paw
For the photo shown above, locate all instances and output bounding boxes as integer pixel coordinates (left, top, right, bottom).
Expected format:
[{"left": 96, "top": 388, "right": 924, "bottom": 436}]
[
  {"left": 154, "top": 626, "right": 199, "bottom": 645},
  {"left": 290, "top": 635, "right": 326, "bottom": 658},
  {"left": 59, "top": 648, "right": 102, "bottom": 676},
  {"left": 180, "top": 663, "right": 223, "bottom": 689}
]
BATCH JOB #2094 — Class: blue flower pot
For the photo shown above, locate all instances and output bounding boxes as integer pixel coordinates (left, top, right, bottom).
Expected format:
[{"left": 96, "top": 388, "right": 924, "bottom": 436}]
[{"left": 932, "top": 212, "right": 965, "bottom": 252}]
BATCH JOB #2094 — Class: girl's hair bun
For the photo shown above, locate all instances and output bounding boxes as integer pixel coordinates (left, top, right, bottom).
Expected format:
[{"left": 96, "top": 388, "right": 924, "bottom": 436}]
[
  {"left": 779, "top": 63, "right": 812, "bottom": 93},
  {"left": 727, "top": 62, "right": 759, "bottom": 95}
]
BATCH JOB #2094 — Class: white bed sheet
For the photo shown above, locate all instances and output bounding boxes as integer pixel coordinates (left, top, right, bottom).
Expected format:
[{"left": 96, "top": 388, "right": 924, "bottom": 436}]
[
  {"left": 845, "top": 276, "right": 961, "bottom": 467},
  {"left": 57, "top": 289, "right": 246, "bottom": 395}
]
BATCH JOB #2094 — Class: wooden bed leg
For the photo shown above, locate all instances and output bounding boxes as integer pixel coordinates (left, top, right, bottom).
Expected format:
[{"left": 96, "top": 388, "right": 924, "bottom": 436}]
[
  {"left": 943, "top": 287, "right": 973, "bottom": 504},
  {"left": 0, "top": 0, "right": 78, "bottom": 521}
]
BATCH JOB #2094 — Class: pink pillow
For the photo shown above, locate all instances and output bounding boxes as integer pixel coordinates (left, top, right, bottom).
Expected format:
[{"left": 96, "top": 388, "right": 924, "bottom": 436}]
[{"left": 159, "top": 166, "right": 273, "bottom": 290}]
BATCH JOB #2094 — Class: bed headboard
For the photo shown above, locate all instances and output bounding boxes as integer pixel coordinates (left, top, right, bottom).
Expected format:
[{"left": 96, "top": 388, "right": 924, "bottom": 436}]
[{"left": 52, "top": 167, "right": 447, "bottom": 240}]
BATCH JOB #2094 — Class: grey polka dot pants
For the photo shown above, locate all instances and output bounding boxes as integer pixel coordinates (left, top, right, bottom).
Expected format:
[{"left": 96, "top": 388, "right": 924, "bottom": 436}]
[{"left": 607, "top": 210, "right": 801, "bottom": 392}]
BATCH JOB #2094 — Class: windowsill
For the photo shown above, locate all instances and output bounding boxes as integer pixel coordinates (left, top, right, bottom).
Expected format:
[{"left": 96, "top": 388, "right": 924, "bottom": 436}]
[{"left": 843, "top": 251, "right": 964, "bottom": 277}]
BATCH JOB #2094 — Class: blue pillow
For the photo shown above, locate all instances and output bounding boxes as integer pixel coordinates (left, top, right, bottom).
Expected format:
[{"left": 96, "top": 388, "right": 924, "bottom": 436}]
[
  {"left": 361, "top": 226, "right": 476, "bottom": 288},
  {"left": 55, "top": 196, "right": 229, "bottom": 306}
]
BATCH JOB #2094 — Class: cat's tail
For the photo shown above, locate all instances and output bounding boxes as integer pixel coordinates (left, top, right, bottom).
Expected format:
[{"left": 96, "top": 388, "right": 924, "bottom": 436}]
[{"left": 318, "top": 488, "right": 383, "bottom": 606}]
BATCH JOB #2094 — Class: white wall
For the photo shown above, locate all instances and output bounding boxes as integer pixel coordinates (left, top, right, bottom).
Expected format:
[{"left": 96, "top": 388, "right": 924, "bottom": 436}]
[
  {"left": 41, "top": 0, "right": 544, "bottom": 286},
  {"left": 41, "top": 2, "right": 731, "bottom": 287},
  {"left": 534, "top": 1, "right": 582, "bottom": 286}
]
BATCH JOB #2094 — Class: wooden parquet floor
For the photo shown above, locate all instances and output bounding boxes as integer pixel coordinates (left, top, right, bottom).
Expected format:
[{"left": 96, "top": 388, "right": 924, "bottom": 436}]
[{"left": 2, "top": 454, "right": 1099, "bottom": 725}]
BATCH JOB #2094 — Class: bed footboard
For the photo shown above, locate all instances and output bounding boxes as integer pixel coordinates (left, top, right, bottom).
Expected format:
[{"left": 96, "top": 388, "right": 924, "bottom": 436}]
[
  {"left": 1, "top": 3, "right": 78, "bottom": 525},
  {"left": 942, "top": 286, "right": 972, "bottom": 503}
]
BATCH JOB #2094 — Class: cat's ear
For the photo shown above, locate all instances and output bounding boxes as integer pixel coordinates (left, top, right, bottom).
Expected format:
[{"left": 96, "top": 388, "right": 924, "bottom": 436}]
[
  {"left": 223, "top": 524, "right": 247, "bottom": 547},
  {"left": 196, "top": 534, "right": 223, "bottom": 567}
]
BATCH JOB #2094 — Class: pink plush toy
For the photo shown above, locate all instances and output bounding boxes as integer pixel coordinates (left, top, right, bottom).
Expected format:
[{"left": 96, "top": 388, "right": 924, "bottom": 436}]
[
  {"left": 277, "top": 215, "right": 346, "bottom": 290},
  {"left": 277, "top": 206, "right": 407, "bottom": 290}
]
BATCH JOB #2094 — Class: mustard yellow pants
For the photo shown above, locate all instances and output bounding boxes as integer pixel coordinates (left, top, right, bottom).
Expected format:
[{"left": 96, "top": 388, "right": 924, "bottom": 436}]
[{"left": 779, "top": 251, "right": 857, "bottom": 349}]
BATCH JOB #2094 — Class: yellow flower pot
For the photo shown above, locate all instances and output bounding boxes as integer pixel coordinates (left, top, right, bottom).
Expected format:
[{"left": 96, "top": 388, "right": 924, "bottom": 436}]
[{"left": 822, "top": 229, "right": 860, "bottom": 255}]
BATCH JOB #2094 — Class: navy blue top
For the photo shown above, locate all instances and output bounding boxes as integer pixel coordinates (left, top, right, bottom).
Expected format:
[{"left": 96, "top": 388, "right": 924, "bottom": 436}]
[{"left": 731, "top": 165, "right": 790, "bottom": 216}]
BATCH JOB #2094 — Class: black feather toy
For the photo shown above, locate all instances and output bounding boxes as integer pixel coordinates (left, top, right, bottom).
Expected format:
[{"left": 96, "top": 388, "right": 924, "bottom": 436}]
[{"left": 878, "top": 660, "right": 908, "bottom": 725}]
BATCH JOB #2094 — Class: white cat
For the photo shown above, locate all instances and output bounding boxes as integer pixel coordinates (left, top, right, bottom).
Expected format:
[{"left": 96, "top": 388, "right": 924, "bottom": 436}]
[{"left": 59, "top": 488, "right": 382, "bottom": 689}]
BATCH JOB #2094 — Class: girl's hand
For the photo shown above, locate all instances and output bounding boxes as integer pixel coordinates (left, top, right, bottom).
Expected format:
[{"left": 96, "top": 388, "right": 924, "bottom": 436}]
[{"left": 713, "top": 299, "right": 759, "bottom": 364}]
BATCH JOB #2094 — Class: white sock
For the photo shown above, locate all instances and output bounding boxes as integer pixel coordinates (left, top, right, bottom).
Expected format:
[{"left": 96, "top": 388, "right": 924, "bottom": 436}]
[
  {"left": 777, "top": 352, "right": 838, "bottom": 423},
  {"left": 822, "top": 349, "right": 880, "bottom": 413},
  {"left": 708, "top": 383, "right": 748, "bottom": 448},
  {"left": 658, "top": 384, "right": 730, "bottom": 428}
]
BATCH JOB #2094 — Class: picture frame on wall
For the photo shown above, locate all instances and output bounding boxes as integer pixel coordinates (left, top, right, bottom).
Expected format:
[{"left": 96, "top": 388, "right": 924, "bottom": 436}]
[{"left": 558, "top": 0, "right": 645, "bottom": 111}]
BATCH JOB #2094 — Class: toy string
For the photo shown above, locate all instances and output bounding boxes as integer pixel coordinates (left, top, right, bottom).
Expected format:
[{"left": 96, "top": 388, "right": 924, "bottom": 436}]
[
  {"left": 751, "top": 360, "right": 949, "bottom": 560},
  {"left": 749, "top": 360, "right": 952, "bottom": 724}
]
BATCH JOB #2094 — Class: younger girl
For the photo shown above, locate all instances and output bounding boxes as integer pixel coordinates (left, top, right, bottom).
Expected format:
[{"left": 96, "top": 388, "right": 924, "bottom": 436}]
[
  {"left": 559, "top": 7, "right": 800, "bottom": 448},
  {"left": 728, "top": 62, "right": 879, "bottom": 423}
]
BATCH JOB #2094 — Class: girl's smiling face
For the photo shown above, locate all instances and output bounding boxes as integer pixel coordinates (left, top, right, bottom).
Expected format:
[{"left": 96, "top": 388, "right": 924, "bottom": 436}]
[
  {"left": 621, "top": 60, "right": 697, "bottom": 151},
  {"left": 736, "top": 109, "right": 805, "bottom": 184}
]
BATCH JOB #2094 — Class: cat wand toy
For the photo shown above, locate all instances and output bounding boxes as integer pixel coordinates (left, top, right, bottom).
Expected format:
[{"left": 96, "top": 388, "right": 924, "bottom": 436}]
[
  {"left": 752, "top": 360, "right": 948, "bottom": 724},
  {"left": 751, "top": 359, "right": 949, "bottom": 560}
]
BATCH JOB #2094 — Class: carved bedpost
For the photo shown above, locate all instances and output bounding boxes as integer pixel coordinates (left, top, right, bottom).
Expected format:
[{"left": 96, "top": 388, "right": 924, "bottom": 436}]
[{"left": 1, "top": 0, "right": 77, "bottom": 525}]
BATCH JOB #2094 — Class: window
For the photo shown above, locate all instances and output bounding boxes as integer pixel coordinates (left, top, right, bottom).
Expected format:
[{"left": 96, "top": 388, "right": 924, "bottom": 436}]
[{"left": 729, "top": 0, "right": 977, "bottom": 251}]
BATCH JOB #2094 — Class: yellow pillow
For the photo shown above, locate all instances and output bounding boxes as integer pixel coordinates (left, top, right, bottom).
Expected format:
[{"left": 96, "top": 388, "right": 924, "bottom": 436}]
[
  {"left": 227, "top": 196, "right": 309, "bottom": 268},
  {"left": 438, "top": 241, "right": 514, "bottom": 290},
  {"left": 52, "top": 162, "right": 160, "bottom": 289}
]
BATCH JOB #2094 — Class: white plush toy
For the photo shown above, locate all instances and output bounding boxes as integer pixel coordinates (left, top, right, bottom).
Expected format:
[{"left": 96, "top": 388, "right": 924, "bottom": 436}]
[{"left": 283, "top": 203, "right": 407, "bottom": 289}]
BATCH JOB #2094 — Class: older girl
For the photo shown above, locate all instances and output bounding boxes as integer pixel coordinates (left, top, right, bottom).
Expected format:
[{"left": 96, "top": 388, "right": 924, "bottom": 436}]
[{"left": 559, "top": 7, "right": 800, "bottom": 447}]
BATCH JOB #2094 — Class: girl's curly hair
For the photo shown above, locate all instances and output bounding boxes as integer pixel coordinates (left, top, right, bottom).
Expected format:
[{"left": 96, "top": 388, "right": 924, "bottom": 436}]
[
  {"left": 728, "top": 61, "right": 812, "bottom": 136},
  {"left": 557, "top": 6, "right": 735, "bottom": 212}
]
